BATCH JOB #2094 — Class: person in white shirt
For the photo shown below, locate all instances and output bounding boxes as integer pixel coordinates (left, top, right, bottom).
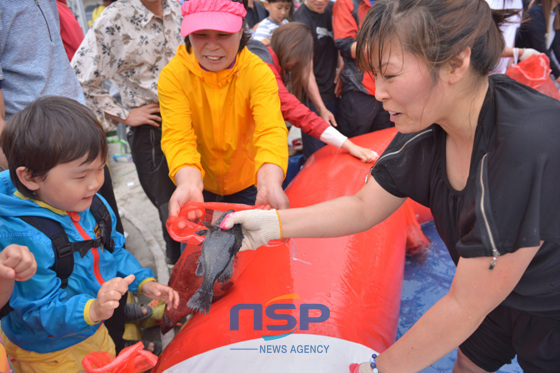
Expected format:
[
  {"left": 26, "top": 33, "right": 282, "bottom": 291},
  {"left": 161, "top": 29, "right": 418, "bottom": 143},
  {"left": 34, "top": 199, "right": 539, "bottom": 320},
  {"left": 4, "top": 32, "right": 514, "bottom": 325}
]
[{"left": 72, "top": 0, "right": 183, "bottom": 264}]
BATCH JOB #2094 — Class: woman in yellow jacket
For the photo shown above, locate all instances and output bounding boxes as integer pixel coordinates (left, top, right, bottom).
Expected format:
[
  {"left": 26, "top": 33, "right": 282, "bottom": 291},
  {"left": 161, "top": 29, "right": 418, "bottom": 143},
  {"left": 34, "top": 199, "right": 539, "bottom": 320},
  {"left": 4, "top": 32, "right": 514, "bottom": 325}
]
[{"left": 159, "top": 0, "right": 289, "bottom": 218}]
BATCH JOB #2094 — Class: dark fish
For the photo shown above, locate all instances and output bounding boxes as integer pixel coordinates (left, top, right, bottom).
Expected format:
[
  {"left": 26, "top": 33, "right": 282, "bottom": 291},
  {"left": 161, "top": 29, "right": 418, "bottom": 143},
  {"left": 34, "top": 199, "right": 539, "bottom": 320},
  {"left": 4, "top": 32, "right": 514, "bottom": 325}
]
[{"left": 187, "top": 210, "right": 244, "bottom": 314}]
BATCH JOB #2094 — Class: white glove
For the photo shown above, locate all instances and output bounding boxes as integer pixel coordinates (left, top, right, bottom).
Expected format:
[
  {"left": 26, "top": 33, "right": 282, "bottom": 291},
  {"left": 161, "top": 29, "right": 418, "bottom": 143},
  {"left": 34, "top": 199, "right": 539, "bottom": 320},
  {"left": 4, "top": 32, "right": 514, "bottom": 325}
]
[
  {"left": 220, "top": 209, "right": 282, "bottom": 251},
  {"left": 515, "top": 47, "right": 540, "bottom": 63}
]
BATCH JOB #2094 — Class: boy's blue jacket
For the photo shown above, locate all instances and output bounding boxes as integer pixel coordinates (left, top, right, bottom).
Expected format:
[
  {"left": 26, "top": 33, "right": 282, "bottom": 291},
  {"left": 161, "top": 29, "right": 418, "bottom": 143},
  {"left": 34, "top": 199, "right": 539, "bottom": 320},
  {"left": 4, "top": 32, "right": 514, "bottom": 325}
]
[{"left": 0, "top": 171, "right": 155, "bottom": 353}]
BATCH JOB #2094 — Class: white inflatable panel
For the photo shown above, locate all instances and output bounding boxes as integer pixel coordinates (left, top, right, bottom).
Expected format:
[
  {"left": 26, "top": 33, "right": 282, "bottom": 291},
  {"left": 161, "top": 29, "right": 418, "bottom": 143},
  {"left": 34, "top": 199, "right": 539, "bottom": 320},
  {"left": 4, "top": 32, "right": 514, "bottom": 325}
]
[{"left": 163, "top": 334, "right": 377, "bottom": 373}]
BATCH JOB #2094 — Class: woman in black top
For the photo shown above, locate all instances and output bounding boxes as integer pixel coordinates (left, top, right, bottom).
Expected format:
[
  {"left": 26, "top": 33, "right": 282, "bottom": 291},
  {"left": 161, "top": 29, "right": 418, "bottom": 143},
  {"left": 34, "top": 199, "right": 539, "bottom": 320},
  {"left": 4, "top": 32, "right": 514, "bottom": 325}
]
[{"left": 222, "top": 0, "right": 560, "bottom": 371}]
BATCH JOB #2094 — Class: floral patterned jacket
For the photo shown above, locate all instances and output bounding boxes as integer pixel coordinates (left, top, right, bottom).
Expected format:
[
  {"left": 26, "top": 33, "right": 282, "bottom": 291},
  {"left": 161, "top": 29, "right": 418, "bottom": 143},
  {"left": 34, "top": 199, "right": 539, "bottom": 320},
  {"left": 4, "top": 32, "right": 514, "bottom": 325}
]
[{"left": 71, "top": 0, "right": 182, "bottom": 131}]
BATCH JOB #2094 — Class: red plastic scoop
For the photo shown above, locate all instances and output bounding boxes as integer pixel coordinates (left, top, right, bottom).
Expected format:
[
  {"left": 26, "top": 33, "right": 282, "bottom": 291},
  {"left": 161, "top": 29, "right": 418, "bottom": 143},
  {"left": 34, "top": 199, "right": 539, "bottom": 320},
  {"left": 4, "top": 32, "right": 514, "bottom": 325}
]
[{"left": 166, "top": 202, "right": 270, "bottom": 244}]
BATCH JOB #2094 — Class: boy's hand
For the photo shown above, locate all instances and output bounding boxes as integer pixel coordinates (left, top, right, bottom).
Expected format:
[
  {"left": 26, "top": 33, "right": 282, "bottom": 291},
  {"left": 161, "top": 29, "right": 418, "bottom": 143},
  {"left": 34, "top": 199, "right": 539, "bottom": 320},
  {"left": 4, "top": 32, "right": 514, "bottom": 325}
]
[
  {"left": 90, "top": 274, "right": 135, "bottom": 323},
  {"left": 141, "top": 281, "right": 180, "bottom": 310},
  {"left": 0, "top": 244, "right": 37, "bottom": 281}
]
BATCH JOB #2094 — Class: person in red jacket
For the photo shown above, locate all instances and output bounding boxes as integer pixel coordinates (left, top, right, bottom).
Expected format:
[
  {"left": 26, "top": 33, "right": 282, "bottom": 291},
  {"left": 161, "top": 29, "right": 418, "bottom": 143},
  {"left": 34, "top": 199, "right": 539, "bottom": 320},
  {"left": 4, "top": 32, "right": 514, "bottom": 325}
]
[
  {"left": 56, "top": 0, "right": 84, "bottom": 61},
  {"left": 333, "top": 0, "right": 393, "bottom": 138},
  {"left": 247, "top": 22, "right": 377, "bottom": 162}
]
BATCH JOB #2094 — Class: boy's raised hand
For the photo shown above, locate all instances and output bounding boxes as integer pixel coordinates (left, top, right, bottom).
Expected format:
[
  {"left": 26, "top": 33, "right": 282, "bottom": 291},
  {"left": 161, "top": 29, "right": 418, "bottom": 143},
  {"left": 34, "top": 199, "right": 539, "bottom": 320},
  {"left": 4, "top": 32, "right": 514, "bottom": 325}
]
[
  {"left": 90, "top": 274, "right": 135, "bottom": 323},
  {"left": 0, "top": 244, "right": 37, "bottom": 281},
  {"left": 141, "top": 281, "right": 180, "bottom": 310}
]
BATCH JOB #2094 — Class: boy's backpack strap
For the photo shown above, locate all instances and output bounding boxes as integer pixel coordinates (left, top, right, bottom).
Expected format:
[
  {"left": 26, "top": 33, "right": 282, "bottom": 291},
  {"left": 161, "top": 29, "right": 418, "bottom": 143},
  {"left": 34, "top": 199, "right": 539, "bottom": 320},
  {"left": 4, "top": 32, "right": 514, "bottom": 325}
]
[
  {"left": 0, "top": 196, "right": 115, "bottom": 320},
  {"left": 19, "top": 216, "right": 77, "bottom": 289},
  {"left": 0, "top": 304, "right": 12, "bottom": 320},
  {"left": 89, "top": 195, "right": 115, "bottom": 253},
  {"left": 18, "top": 195, "right": 114, "bottom": 289}
]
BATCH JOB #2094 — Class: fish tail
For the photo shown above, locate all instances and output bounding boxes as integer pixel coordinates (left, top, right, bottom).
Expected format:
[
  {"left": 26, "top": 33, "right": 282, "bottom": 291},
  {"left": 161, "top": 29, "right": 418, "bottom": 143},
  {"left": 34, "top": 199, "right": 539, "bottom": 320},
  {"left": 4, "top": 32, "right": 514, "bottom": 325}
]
[{"left": 187, "top": 289, "right": 213, "bottom": 315}]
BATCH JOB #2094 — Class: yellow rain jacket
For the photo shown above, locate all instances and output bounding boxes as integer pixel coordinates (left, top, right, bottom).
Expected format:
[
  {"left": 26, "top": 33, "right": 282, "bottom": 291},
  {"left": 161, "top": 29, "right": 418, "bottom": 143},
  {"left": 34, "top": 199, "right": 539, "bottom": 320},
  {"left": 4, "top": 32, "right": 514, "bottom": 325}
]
[{"left": 159, "top": 45, "right": 288, "bottom": 196}]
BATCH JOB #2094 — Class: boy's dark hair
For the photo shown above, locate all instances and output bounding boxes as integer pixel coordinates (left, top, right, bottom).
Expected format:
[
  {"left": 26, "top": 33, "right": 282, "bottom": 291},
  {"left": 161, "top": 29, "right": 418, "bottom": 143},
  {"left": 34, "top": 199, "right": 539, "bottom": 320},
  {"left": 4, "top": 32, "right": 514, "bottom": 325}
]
[
  {"left": 184, "top": 0, "right": 252, "bottom": 53},
  {"left": 0, "top": 96, "right": 108, "bottom": 199}
]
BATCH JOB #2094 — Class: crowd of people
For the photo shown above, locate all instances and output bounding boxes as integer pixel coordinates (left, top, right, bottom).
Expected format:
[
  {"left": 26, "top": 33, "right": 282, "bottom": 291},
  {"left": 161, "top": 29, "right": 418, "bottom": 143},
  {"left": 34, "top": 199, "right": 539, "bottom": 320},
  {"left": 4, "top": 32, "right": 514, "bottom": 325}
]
[{"left": 0, "top": 0, "right": 559, "bottom": 372}]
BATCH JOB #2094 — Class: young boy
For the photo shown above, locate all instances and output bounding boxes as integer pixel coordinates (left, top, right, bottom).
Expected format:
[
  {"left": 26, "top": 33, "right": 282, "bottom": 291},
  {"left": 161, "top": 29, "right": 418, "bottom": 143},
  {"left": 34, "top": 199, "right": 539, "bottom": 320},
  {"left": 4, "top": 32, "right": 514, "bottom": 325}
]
[
  {"left": 253, "top": 0, "right": 293, "bottom": 45},
  {"left": 0, "top": 96, "right": 179, "bottom": 372}
]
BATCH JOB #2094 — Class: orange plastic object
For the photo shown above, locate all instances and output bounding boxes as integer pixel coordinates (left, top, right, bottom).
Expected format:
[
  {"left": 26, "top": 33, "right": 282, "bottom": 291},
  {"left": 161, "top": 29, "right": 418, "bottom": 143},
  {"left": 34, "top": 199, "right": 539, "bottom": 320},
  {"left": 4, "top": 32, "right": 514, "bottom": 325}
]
[
  {"left": 166, "top": 202, "right": 269, "bottom": 245},
  {"left": 153, "top": 128, "right": 431, "bottom": 372},
  {"left": 506, "top": 53, "right": 560, "bottom": 100},
  {"left": 82, "top": 341, "right": 157, "bottom": 373}
]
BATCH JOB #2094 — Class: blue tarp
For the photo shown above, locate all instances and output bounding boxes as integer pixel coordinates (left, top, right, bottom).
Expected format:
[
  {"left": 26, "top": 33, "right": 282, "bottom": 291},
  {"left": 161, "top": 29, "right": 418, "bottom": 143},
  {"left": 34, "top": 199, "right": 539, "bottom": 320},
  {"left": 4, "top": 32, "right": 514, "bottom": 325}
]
[{"left": 397, "top": 221, "right": 522, "bottom": 372}]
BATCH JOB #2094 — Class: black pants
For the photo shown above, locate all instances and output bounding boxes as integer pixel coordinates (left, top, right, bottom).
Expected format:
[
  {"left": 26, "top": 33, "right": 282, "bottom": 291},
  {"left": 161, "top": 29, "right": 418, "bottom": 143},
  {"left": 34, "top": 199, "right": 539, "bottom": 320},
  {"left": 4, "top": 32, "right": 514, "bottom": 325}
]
[
  {"left": 103, "top": 291, "right": 128, "bottom": 353},
  {"left": 202, "top": 185, "right": 258, "bottom": 205},
  {"left": 301, "top": 98, "right": 337, "bottom": 161},
  {"left": 336, "top": 90, "right": 393, "bottom": 138},
  {"left": 127, "top": 125, "right": 181, "bottom": 263},
  {"left": 98, "top": 165, "right": 124, "bottom": 235},
  {"left": 460, "top": 304, "right": 560, "bottom": 372},
  {"left": 95, "top": 167, "right": 127, "bottom": 353}
]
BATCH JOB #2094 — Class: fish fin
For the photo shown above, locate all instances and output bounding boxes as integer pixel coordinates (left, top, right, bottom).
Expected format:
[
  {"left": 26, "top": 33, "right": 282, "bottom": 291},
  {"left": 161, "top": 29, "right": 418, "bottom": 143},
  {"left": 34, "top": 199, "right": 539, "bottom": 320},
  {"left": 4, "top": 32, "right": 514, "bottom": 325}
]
[
  {"left": 217, "top": 257, "right": 234, "bottom": 284},
  {"left": 195, "top": 259, "right": 204, "bottom": 277},
  {"left": 187, "top": 289, "right": 212, "bottom": 315}
]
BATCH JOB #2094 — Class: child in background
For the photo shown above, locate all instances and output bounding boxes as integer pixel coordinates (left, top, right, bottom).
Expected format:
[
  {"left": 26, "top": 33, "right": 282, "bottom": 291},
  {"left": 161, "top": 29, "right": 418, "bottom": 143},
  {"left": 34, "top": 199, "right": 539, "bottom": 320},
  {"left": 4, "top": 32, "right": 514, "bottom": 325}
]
[
  {"left": 0, "top": 96, "right": 179, "bottom": 373},
  {"left": 253, "top": 0, "right": 293, "bottom": 45}
]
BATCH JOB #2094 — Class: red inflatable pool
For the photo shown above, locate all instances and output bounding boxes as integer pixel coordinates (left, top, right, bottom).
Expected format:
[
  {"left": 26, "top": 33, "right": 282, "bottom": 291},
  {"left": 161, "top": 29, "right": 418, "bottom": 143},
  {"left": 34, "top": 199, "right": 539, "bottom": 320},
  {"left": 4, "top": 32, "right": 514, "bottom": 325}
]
[{"left": 153, "top": 128, "right": 430, "bottom": 372}]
